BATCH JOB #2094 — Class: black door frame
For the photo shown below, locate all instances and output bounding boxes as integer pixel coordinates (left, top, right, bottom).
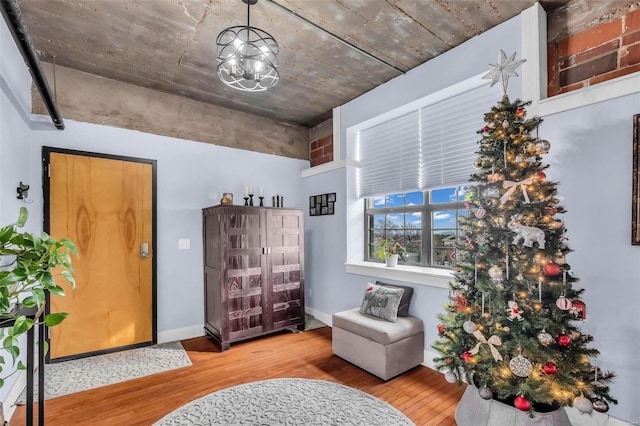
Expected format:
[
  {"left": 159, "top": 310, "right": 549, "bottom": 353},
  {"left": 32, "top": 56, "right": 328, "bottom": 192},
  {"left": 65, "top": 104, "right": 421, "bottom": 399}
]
[{"left": 42, "top": 147, "right": 158, "bottom": 363}]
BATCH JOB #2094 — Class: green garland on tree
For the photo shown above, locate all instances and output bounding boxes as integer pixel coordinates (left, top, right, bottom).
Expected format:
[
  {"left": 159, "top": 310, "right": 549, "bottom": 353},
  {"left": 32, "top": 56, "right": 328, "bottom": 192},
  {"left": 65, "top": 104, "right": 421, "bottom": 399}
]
[{"left": 432, "top": 94, "right": 617, "bottom": 416}]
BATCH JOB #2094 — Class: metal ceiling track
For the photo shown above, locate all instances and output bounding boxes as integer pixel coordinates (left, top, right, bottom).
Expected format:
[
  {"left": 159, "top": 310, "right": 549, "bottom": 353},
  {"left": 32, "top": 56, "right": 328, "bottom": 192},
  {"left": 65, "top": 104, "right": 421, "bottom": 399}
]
[
  {"left": 1, "top": 0, "right": 65, "bottom": 130},
  {"left": 265, "top": 0, "right": 405, "bottom": 75}
]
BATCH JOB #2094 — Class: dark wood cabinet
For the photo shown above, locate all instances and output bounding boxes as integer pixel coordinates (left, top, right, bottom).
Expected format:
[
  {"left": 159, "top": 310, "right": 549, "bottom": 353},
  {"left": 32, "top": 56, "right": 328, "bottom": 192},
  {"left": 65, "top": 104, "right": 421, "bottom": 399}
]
[{"left": 202, "top": 205, "right": 305, "bottom": 351}]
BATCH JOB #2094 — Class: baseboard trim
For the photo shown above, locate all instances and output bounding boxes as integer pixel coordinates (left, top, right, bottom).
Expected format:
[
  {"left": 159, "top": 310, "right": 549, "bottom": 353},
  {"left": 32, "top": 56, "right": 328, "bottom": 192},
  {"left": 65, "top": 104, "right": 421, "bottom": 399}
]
[
  {"left": 306, "top": 307, "right": 332, "bottom": 327},
  {"left": 157, "top": 324, "right": 205, "bottom": 344}
]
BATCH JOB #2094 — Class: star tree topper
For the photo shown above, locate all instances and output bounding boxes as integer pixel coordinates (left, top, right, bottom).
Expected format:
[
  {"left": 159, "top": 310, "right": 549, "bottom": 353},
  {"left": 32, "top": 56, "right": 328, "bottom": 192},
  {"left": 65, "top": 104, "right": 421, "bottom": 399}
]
[{"left": 482, "top": 50, "right": 526, "bottom": 95}]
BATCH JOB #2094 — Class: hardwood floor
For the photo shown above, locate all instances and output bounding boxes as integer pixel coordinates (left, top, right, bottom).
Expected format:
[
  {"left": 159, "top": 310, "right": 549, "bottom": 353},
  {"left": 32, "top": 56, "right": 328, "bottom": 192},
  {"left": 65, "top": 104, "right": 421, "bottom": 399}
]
[{"left": 10, "top": 327, "right": 464, "bottom": 425}]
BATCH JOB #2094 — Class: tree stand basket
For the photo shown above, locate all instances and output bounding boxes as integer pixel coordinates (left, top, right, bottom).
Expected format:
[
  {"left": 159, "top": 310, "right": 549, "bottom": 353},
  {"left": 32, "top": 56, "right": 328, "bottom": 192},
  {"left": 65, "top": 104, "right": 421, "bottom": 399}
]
[{"left": 455, "top": 385, "right": 571, "bottom": 426}]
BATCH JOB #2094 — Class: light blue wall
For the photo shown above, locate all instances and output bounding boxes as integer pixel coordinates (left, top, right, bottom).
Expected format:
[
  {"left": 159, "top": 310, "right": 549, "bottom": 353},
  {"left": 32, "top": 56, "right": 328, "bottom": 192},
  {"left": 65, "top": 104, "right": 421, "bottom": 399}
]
[
  {"left": 338, "top": 15, "right": 522, "bottom": 160},
  {"left": 302, "top": 12, "right": 639, "bottom": 424},
  {"left": 23, "top": 122, "right": 308, "bottom": 334},
  {"left": 542, "top": 93, "right": 640, "bottom": 423},
  {"left": 1, "top": 15, "right": 308, "bottom": 403}
]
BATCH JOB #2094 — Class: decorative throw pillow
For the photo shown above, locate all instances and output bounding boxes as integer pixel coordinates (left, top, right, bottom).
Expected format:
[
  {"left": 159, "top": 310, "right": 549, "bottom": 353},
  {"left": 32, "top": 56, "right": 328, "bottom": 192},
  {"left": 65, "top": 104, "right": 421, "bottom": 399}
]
[
  {"left": 359, "top": 283, "right": 404, "bottom": 322},
  {"left": 375, "top": 281, "right": 414, "bottom": 317}
]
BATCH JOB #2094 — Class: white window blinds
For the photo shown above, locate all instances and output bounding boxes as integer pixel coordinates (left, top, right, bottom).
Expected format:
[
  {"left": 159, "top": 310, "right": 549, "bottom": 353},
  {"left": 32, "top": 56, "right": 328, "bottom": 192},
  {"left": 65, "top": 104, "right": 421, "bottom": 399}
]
[
  {"left": 356, "top": 83, "right": 496, "bottom": 198},
  {"left": 357, "top": 111, "right": 421, "bottom": 197}
]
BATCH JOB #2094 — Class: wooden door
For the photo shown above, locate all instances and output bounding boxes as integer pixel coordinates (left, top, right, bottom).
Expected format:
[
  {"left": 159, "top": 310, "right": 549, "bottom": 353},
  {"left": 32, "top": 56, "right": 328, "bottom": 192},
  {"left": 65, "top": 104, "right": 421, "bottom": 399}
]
[{"left": 44, "top": 148, "right": 156, "bottom": 361}]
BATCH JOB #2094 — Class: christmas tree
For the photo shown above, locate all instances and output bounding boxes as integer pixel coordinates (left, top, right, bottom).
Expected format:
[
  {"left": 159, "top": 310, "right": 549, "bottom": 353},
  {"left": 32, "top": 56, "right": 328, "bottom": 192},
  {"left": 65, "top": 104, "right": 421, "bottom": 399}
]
[{"left": 432, "top": 51, "right": 617, "bottom": 416}]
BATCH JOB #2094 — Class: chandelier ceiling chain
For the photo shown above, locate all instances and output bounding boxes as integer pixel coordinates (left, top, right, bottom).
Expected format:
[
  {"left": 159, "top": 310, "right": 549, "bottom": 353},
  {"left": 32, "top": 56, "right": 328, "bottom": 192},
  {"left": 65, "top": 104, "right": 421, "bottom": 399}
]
[{"left": 216, "top": 0, "right": 279, "bottom": 92}]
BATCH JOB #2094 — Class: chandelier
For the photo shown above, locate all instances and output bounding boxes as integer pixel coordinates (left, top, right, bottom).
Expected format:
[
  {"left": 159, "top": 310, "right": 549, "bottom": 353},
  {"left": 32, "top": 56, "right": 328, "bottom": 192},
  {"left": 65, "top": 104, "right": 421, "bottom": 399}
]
[{"left": 216, "top": 0, "right": 279, "bottom": 92}]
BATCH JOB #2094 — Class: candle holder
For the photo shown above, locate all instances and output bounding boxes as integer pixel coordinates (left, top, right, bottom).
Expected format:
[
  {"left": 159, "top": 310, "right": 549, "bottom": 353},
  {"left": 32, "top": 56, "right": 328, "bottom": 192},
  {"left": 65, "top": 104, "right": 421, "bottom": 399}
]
[
  {"left": 259, "top": 196, "right": 264, "bottom": 206},
  {"left": 244, "top": 197, "right": 249, "bottom": 206},
  {"left": 249, "top": 194, "right": 254, "bottom": 206}
]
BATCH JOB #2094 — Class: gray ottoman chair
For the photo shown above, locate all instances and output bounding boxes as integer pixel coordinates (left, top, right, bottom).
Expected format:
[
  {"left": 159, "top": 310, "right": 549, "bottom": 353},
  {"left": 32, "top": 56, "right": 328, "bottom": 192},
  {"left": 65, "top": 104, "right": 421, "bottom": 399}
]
[{"left": 331, "top": 282, "right": 424, "bottom": 380}]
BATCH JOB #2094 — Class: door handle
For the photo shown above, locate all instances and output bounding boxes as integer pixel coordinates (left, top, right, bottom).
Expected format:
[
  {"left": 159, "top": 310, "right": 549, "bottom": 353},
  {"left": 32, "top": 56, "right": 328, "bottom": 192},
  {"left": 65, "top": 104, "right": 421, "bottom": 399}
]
[{"left": 141, "top": 242, "right": 149, "bottom": 258}]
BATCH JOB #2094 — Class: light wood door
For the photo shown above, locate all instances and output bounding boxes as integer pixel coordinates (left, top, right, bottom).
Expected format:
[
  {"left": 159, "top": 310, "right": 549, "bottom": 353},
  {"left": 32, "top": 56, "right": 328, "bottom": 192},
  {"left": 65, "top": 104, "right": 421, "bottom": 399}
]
[{"left": 45, "top": 149, "right": 155, "bottom": 360}]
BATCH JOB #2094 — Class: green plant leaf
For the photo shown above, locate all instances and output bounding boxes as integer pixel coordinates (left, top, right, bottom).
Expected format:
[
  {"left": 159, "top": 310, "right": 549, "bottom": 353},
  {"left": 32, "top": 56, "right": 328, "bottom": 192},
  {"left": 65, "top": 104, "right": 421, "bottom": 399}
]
[
  {"left": 0, "top": 225, "right": 13, "bottom": 245},
  {"left": 21, "top": 296, "right": 36, "bottom": 307},
  {"left": 32, "top": 288, "right": 45, "bottom": 306},
  {"left": 17, "top": 360, "right": 26, "bottom": 370},
  {"left": 48, "top": 284, "right": 66, "bottom": 297},
  {"left": 61, "top": 271, "right": 75, "bottom": 289},
  {"left": 12, "top": 316, "right": 34, "bottom": 335},
  {"left": 43, "top": 340, "right": 49, "bottom": 356},
  {"left": 0, "top": 378, "right": 4, "bottom": 388},
  {"left": 15, "top": 207, "right": 28, "bottom": 228},
  {"left": 44, "top": 312, "right": 68, "bottom": 327}
]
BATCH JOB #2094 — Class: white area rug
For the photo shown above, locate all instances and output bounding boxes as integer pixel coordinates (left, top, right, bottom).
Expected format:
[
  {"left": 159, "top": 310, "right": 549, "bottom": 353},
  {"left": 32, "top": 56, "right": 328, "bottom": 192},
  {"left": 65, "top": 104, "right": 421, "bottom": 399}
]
[
  {"left": 19, "top": 341, "right": 191, "bottom": 402},
  {"left": 154, "top": 378, "right": 415, "bottom": 425}
]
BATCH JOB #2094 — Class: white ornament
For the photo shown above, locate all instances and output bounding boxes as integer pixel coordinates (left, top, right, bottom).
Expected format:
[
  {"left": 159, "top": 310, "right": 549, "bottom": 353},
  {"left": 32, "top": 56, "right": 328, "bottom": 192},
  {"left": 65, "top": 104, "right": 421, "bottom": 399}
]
[
  {"left": 507, "top": 214, "right": 546, "bottom": 249},
  {"left": 474, "top": 207, "right": 487, "bottom": 219},
  {"left": 444, "top": 370, "right": 457, "bottom": 383},
  {"left": 463, "top": 320, "right": 478, "bottom": 333},
  {"left": 509, "top": 354, "right": 533, "bottom": 377},
  {"left": 538, "top": 330, "right": 553, "bottom": 346},
  {"left": 482, "top": 50, "right": 527, "bottom": 94},
  {"left": 488, "top": 265, "right": 503, "bottom": 281},
  {"left": 573, "top": 396, "right": 594, "bottom": 414},
  {"left": 502, "top": 120, "right": 509, "bottom": 128},
  {"left": 556, "top": 296, "right": 573, "bottom": 310}
]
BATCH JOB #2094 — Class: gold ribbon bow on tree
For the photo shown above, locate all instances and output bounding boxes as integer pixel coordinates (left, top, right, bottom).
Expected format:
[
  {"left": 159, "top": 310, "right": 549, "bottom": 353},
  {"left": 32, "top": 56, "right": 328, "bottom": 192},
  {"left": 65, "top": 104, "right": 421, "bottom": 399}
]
[
  {"left": 469, "top": 330, "right": 503, "bottom": 361},
  {"left": 500, "top": 177, "right": 533, "bottom": 205}
]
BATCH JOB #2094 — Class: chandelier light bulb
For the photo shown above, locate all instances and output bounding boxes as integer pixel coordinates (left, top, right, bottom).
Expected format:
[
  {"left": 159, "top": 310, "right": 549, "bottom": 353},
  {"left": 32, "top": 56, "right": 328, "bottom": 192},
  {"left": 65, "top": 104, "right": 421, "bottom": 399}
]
[{"left": 216, "top": 0, "right": 279, "bottom": 91}]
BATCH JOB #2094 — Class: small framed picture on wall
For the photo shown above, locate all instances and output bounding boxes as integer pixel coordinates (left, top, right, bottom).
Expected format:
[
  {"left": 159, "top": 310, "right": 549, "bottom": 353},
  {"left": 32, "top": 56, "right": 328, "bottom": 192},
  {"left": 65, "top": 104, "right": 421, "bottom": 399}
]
[{"left": 309, "top": 192, "right": 336, "bottom": 216}]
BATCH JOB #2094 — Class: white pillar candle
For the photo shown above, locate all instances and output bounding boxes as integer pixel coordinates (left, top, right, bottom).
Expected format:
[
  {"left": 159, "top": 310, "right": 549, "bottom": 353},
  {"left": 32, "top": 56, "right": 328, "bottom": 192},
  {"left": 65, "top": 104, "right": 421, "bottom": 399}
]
[{"left": 259, "top": 186, "right": 264, "bottom": 196}]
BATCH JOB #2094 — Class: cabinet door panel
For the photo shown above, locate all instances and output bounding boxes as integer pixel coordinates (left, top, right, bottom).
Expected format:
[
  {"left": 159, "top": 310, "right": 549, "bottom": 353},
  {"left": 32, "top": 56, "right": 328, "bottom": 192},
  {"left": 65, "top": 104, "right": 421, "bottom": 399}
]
[
  {"left": 267, "top": 209, "right": 304, "bottom": 328},
  {"left": 225, "top": 209, "right": 267, "bottom": 338}
]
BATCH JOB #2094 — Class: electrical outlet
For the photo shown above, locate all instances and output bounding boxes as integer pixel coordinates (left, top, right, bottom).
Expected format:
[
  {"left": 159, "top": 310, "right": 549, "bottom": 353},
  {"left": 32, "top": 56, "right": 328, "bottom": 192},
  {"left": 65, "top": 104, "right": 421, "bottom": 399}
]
[{"left": 178, "top": 239, "right": 190, "bottom": 250}]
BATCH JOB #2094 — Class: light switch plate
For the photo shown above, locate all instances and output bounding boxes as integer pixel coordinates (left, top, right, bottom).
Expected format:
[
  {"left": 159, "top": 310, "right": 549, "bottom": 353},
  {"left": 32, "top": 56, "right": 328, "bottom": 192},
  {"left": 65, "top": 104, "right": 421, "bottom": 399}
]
[{"left": 178, "top": 239, "right": 191, "bottom": 250}]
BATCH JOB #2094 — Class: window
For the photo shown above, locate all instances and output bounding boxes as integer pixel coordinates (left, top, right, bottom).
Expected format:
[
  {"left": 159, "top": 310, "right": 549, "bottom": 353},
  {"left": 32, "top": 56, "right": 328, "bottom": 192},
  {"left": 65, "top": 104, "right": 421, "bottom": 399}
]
[{"left": 365, "top": 186, "right": 469, "bottom": 268}]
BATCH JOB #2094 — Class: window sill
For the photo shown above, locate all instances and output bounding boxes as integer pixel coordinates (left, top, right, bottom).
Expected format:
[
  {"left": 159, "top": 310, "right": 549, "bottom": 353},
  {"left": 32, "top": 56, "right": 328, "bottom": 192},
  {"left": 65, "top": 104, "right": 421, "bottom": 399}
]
[{"left": 345, "top": 261, "right": 453, "bottom": 289}]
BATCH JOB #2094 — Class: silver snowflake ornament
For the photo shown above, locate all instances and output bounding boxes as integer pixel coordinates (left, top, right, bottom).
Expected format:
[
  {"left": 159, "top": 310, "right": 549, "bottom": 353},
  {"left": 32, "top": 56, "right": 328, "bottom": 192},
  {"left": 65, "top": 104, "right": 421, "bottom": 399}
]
[{"left": 482, "top": 50, "right": 526, "bottom": 95}]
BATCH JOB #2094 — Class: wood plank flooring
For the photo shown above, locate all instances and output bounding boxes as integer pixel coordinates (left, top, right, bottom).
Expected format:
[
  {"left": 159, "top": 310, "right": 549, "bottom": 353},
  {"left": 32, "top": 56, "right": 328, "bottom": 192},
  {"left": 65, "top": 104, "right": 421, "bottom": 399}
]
[{"left": 10, "top": 327, "right": 464, "bottom": 425}]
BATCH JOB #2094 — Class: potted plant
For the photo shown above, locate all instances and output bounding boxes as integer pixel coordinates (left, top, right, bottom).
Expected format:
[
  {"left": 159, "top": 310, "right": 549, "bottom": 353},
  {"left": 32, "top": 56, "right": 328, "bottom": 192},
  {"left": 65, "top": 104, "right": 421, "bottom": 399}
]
[
  {"left": 377, "top": 240, "right": 406, "bottom": 267},
  {"left": 0, "top": 207, "right": 76, "bottom": 387}
]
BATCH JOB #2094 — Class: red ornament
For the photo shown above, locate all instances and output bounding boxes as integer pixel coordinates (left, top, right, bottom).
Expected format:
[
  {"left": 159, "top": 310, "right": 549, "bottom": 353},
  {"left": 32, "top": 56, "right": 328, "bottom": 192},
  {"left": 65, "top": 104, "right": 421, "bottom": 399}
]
[
  {"left": 556, "top": 333, "right": 572, "bottom": 347},
  {"left": 516, "top": 107, "right": 525, "bottom": 116},
  {"left": 549, "top": 207, "right": 558, "bottom": 215},
  {"left": 514, "top": 395, "right": 531, "bottom": 411},
  {"left": 542, "top": 362, "right": 558, "bottom": 375},
  {"left": 536, "top": 171, "right": 547, "bottom": 182},
  {"left": 445, "top": 357, "right": 453, "bottom": 364},
  {"left": 462, "top": 351, "right": 473, "bottom": 363},
  {"left": 454, "top": 295, "right": 468, "bottom": 312},
  {"left": 483, "top": 125, "right": 490, "bottom": 132},
  {"left": 437, "top": 323, "right": 446, "bottom": 335},
  {"left": 543, "top": 262, "right": 561, "bottom": 276},
  {"left": 571, "top": 300, "right": 587, "bottom": 320}
]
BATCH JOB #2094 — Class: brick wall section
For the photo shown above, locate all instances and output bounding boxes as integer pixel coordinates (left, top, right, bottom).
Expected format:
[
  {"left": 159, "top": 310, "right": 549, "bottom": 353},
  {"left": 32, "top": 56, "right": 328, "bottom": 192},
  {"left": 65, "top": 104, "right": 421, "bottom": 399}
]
[
  {"left": 310, "top": 135, "right": 333, "bottom": 167},
  {"left": 548, "top": 8, "right": 640, "bottom": 97}
]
